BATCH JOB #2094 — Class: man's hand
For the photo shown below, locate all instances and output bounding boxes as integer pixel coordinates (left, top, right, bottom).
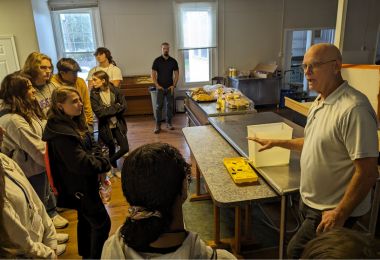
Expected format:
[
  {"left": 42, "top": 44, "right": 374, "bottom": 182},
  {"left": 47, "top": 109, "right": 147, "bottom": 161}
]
[
  {"left": 316, "top": 209, "right": 346, "bottom": 234},
  {"left": 247, "top": 137, "right": 276, "bottom": 152},
  {"left": 156, "top": 85, "right": 163, "bottom": 90},
  {"left": 168, "top": 85, "right": 175, "bottom": 94}
]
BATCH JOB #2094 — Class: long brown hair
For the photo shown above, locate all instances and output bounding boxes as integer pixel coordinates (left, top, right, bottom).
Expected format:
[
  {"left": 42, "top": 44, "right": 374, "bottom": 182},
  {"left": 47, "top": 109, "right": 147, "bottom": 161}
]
[
  {"left": 23, "top": 52, "right": 53, "bottom": 84},
  {"left": 0, "top": 71, "right": 45, "bottom": 125},
  {"left": 48, "top": 87, "right": 87, "bottom": 136},
  {"left": 92, "top": 70, "right": 110, "bottom": 89}
]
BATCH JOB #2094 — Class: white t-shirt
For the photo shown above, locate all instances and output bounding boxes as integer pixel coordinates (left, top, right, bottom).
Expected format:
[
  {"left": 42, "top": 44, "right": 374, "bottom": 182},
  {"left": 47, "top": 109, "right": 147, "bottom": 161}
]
[
  {"left": 300, "top": 81, "right": 378, "bottom": 216},
  {"left": 87, "top": 64, "right": 123, "bottom": 82}
]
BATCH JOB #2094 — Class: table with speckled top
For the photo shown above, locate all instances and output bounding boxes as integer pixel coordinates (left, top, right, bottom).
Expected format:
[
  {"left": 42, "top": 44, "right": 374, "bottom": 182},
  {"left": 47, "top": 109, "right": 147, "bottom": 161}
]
[
  {"left": 183, "top": 112, "right": 305, "bottom": 258},
  {"left": 183, "top": 125, "right": 278, "bottom": 255}
]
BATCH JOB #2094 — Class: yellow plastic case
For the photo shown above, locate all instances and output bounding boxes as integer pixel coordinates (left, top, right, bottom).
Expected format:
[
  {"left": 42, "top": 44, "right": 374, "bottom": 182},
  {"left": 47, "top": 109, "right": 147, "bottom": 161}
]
[{"left": 223, "top": 157, "right": 259, "bottom": 184}]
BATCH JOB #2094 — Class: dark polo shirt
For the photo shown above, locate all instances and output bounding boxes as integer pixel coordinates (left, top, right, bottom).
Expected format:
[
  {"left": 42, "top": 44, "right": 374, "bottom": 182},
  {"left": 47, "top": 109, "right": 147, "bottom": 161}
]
[{"left": 152, "top": 55, "right": 179, "bottom": 89}]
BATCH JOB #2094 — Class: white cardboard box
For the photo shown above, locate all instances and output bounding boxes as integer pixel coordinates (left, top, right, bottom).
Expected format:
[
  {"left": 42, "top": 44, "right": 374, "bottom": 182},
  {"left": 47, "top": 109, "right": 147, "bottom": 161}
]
[
  {"left": 250, "top": 63, "right": 278, "bottom": 79},
  {"left": 247, "top": 122, "right": 293, "bottom": 167}
]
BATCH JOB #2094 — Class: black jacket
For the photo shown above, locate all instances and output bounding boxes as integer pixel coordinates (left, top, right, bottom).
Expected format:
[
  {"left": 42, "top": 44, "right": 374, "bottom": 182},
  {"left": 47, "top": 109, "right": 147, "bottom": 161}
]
[
  {"left": 90, "top": 85, "right": 127, "bottom": 144},
  {"left": 42, "top": 117, "right": 110, "bottom": 208}
]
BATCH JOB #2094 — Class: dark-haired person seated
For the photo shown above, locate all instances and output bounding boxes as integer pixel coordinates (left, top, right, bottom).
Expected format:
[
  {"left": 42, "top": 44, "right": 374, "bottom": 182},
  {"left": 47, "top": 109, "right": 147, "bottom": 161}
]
[
  {"left": 301, "top": 227, "right": 380, "bottom": 259},
  {"left": 101, "top": 143, "right": 236, "bottom": 259}
]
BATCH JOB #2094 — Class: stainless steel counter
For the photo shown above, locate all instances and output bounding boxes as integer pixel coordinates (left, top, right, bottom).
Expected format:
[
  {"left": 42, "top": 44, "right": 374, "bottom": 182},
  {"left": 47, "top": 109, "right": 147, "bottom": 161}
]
[{"left": 208, "top": 112, "right": 304, "bottom": 195}]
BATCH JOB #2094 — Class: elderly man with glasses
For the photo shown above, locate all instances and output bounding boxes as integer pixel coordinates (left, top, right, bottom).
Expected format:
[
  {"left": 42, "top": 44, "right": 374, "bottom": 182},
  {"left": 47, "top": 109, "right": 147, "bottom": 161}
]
[{"left": 249, "top": 43, "right": 379, "bottom": 258}]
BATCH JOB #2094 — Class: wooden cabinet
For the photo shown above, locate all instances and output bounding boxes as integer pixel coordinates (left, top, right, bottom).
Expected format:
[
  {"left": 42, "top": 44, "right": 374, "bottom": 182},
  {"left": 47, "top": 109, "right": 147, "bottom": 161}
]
[{"left": 119, "top": 75, "right": 154, "bottom": 115}]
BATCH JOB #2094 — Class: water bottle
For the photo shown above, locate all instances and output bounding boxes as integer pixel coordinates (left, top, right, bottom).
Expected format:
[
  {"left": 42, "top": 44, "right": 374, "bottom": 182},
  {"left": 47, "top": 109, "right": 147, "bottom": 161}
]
[{"left": 99, "top": 176, "right": 112, "bottom": 204}]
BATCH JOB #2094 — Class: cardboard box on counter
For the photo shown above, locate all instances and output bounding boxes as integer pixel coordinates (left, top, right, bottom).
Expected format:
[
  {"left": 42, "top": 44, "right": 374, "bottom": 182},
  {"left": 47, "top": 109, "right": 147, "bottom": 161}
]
[{"left": 250, "top": 63, "right": 278, "bottom": 78}]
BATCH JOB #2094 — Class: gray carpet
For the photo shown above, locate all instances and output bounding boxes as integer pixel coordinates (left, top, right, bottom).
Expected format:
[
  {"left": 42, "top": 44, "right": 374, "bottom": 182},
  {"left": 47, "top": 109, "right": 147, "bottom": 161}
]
[{"left": 182, "top": 179, "right": 299, "bottom": 250}]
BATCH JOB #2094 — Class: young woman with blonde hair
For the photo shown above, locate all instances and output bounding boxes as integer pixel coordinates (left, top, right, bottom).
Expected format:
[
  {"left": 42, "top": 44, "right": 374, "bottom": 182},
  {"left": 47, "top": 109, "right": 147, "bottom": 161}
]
[{"left": 23, "top": 52, "right": 58, "bottom": 115}]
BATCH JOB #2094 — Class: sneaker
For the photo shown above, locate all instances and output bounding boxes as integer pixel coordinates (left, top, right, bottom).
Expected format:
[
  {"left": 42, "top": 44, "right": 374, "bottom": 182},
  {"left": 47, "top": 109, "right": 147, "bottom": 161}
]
[
  {"left": 51, "top": 214, "right": 69, "bottom": 229},
  {"left": 56, "top": 233, "right": 69, "bottom": 244},
  {"left": 167, "top": 123, "right": 174, "bottom": 130},
  {"left": 154, "top": 124, "right": 161, "bottom": 134},
  {"left": 112, "top": 167, "right": 121, "bottom": 178},
  {"left": 56, "top": 244, "right": 67, "bottom": 256}
]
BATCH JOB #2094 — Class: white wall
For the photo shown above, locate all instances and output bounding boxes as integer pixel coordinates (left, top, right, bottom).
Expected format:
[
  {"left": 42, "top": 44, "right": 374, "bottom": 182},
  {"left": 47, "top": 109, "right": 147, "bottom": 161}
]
[
  {"left": 284, "top": 0, "right": 338, "bottom": 29},
  {"left": 0, "top": 0, "right": 39, "bottom": 66},
  {"left": 99, "top": 0, "right": 175, "bottom": 76},
  {"left": 2, "top": 0, "right": 376, "bottom": 80},
  {"left": 31, "top": 0, "right": 58, "bottom": 67},
  {"left": 99, "top": 0, "right": 338, "bottom": 78},
  {"left": 342, "top": 0, "right": 380, "bottom": 64}
]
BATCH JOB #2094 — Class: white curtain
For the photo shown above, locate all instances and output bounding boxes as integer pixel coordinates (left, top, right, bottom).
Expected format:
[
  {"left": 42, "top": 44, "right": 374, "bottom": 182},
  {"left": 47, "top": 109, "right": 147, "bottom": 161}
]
[{"left": 174, "top": 1, "right": 217, "bottom": 50}]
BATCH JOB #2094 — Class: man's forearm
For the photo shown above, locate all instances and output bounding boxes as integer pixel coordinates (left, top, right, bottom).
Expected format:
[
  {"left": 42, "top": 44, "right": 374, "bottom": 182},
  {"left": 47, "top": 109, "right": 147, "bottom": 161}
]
[
  {"left": 275, "top": 138, "right": 304, "bottom": 151},
  {"left": 151, "top": 70, "right": 160, "bottom": 88},
  {"left": 173, "top": 70, "right": 179, "bottom": 87},
  {"left": 334, "top": 157, "right": 378, "bottom": 220}
]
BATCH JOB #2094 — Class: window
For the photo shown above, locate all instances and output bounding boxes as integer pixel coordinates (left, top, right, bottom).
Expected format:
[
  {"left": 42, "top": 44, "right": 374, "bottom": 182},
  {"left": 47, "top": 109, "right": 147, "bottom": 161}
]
[
  {"left": 175, "top": 2, "right": 217, "bottom": 85},
  {"left": 51, "top": 7, "right": 103, "bottom": 79}
]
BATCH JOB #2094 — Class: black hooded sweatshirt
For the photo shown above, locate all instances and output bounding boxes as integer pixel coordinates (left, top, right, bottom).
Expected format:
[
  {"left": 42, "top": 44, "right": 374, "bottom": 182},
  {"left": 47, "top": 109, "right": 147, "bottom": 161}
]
[{"left": 42, "top": 117, "right": 110, "bottom": 208}]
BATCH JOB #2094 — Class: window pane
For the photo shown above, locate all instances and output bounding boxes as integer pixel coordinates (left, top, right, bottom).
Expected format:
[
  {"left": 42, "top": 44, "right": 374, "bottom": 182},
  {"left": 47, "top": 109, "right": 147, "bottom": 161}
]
[
  {"left": 64, "top": 52, "right": 96, "bottom": 79},
  {"left": 184, "top": 48, "right": 209, "bottom": 83},
  {"left": 59, "top": 13, "right": 95, "bottom": 52}
]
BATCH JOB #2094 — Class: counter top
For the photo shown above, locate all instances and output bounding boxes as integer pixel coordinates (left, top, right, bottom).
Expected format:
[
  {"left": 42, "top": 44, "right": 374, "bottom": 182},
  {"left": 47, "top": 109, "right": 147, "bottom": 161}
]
[
  {"left": 183, "top": 125, "right": 277, "bottom": 207},
  {"left": 208, "top": 112, "right": 304, "bottom": 195}
]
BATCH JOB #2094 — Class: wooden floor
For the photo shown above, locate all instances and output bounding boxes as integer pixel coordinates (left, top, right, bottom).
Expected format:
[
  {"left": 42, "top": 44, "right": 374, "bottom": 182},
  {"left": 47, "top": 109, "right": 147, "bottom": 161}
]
[{"left": 59, "top": 113, "right": 191, "bottom": 259}]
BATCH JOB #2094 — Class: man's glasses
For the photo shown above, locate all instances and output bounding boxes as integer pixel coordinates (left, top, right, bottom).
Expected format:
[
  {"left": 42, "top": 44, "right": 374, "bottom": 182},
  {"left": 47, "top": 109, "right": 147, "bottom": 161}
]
[{"left": 301, "top": 59, "right": 336, "bottom": 72}]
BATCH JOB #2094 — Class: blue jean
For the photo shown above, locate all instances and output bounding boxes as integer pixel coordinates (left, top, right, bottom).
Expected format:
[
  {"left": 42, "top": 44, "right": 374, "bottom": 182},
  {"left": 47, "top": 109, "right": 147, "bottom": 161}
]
[
  {"left": 156, "top": 88, "right": 173, "bottom": 124},
  {"left": 28, "top": 172, "right": 57, "bottom": 217},
  {"left": 287, "top": 199, "right": 358, "bottom": 259}
]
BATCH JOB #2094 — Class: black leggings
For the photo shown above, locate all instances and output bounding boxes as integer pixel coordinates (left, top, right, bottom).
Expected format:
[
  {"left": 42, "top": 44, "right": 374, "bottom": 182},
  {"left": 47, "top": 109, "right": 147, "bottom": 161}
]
[
  {"left": 104, "top": 127, "right": 129, "bottom": 168},
  {"left": 77, "top": 193, "right": 111, "bottom": 259}
]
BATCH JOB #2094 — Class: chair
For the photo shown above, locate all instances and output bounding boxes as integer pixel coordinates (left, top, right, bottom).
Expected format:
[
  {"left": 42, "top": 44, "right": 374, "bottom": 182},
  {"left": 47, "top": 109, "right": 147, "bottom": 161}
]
[{"left": 211, "top": 76, "right": 226, "bottom": 85}]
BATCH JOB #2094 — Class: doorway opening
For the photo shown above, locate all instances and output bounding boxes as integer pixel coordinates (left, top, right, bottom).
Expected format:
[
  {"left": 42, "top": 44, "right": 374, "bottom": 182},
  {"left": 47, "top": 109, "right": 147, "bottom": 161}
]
[{"left": 283, "top": 28, "right": 335, "bottom": 95}]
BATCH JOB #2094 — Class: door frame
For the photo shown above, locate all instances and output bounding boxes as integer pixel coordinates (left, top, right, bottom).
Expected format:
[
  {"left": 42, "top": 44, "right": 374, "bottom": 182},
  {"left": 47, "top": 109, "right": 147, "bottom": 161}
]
[{"left": 0, "top": 35, "right": 20, "bottom": 71}]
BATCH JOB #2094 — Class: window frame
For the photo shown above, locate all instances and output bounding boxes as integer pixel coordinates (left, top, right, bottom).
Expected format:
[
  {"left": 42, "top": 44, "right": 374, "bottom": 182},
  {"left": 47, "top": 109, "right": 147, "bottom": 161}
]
[
  {"left": 174, "top": 1, "right": 218, "bottom": 88},
  {"left": 51, "top": 7, "right": 103, "bottom": 76}
]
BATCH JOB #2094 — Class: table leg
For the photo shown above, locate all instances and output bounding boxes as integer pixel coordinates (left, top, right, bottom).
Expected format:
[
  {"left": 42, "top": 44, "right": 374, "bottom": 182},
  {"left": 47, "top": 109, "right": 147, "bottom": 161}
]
[
  {"left": 214, "top": 204, "right": 221, "bottom": 244},
  {"left": 279, "top": 195, "right": 287, "bottom": 259},
  {"left": 189, "top": 154, "right": 211, "bottom": 201},
  {"left": 244, "top": 204, "right": 252, "bottom": 240},
  {"left": 234, "top": 206, "right": 242, "bottom": 254}
]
